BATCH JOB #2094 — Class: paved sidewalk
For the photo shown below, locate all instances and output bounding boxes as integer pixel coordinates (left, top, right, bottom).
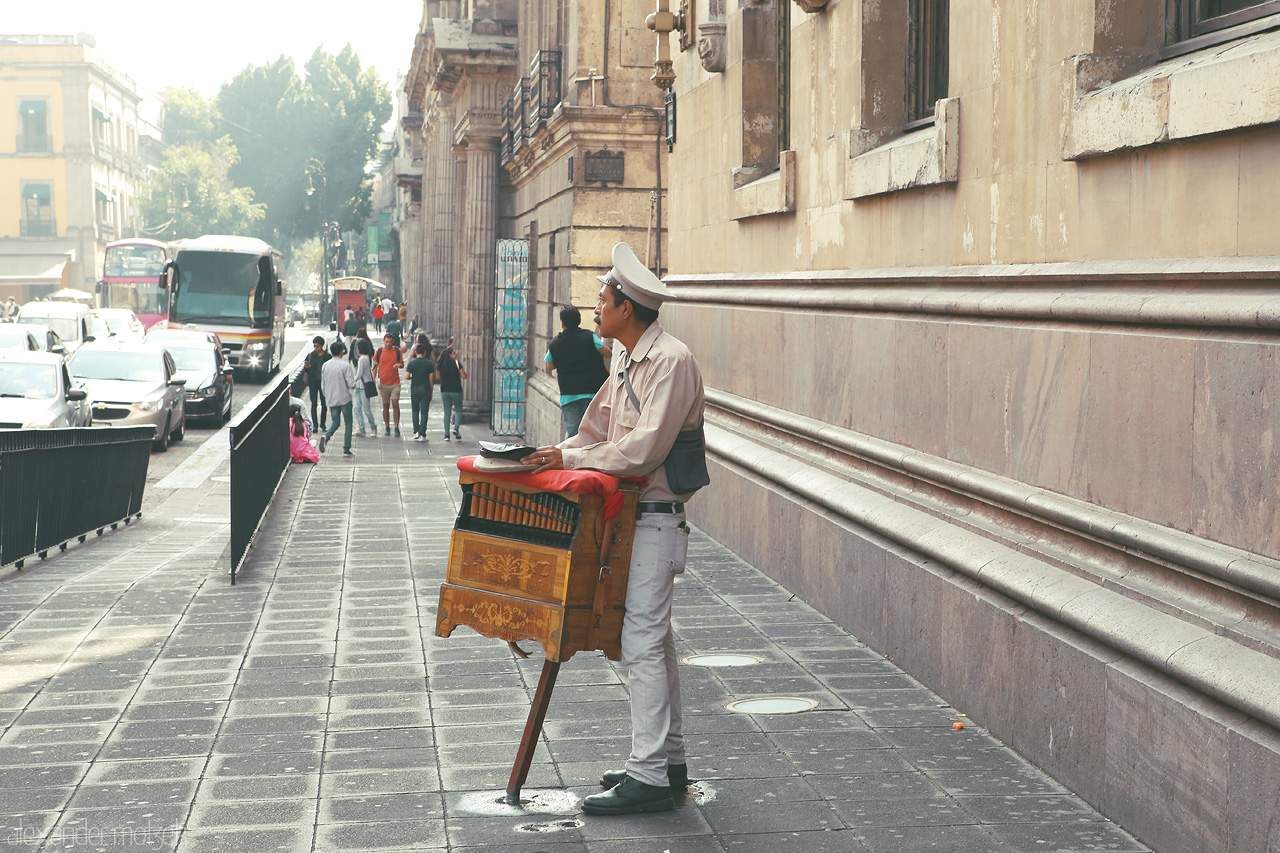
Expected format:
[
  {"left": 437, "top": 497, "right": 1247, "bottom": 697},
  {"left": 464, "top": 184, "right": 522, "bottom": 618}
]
[{"left": 0, "top": 423, "right": 1151, "bottom": 852}]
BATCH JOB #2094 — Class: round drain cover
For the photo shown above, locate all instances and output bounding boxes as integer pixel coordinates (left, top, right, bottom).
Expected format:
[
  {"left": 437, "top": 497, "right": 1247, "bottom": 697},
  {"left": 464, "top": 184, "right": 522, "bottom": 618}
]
[
  {"left": 726, "top": 697, "right": 818, "bottom": 715},
  {"left": 684, "top": 654, "right": 760, "bottom": 667}
]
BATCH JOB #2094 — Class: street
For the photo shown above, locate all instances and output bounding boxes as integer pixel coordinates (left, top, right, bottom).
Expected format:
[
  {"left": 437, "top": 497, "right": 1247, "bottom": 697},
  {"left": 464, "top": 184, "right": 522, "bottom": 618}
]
[{"left": 140, "top": 330, "right": 310, "bottom": 513}]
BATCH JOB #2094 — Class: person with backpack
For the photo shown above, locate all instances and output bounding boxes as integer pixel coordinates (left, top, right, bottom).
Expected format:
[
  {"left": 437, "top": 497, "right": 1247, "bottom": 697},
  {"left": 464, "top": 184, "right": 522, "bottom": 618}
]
[{"left": 375, "top": 332, "right": 404, "bottom": 437}]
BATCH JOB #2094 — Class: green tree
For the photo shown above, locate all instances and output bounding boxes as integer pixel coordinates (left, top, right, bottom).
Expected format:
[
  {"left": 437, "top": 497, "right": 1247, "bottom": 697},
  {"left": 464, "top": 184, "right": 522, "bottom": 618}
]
[
  {"left": 215, "top": 46, "right": 391, "bottom": 247},
  {"left": 139, "top": 139, "right": 266, "bottom": 240},
  {"left": 160, "top": 89, "right": 218, "bottom": 146}
]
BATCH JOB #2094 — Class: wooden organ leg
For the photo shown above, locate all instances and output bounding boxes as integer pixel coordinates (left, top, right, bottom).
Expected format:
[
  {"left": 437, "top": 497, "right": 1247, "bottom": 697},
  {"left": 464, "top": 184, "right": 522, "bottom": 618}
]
[{"left": 505, "top": 658, "right": 561, "bottom": 806}]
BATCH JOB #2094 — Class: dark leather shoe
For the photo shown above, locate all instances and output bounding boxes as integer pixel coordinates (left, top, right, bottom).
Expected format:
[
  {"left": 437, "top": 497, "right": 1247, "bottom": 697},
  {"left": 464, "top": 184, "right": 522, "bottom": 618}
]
[
  {"left": 600, "top": 763, "right": 687, "bottom": 792},
  {"left": 582, "top": 775, "right": 674, "bottom": 815}
]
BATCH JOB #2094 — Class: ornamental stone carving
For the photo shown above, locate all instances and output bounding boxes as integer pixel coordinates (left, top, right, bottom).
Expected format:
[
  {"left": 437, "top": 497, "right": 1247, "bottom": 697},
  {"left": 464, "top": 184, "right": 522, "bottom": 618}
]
[
  {"left": 697, "top": 22, "right": 727, "bottom": 73},
  {"left": 792, "top": 0, "right": 828, "bottom": 11}
]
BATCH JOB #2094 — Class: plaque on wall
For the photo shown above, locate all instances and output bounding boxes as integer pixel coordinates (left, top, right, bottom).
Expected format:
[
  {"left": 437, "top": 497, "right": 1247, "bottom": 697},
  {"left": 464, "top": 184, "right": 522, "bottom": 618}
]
[{"left": 583, "top": 150, "right": 625, "bottom": 185}]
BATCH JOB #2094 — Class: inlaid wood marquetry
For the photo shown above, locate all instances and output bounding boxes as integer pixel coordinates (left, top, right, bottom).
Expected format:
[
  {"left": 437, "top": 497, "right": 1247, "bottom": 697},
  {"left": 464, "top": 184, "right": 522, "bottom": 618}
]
[{"left": 436, "top": 472, "right": 641, "bottom": 662}]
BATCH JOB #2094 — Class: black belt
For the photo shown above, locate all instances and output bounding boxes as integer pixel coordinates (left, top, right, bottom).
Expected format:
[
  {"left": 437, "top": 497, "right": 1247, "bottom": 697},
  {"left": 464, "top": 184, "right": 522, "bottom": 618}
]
[{"left": 637, "top": 501, "right": 684, "bottom": 517}]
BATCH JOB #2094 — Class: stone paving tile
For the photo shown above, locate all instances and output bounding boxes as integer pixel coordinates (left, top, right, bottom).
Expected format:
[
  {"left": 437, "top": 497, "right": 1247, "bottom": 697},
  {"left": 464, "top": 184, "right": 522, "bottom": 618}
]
[{"left": 0, "top": 425, "right": 1155, "bottom": 853}]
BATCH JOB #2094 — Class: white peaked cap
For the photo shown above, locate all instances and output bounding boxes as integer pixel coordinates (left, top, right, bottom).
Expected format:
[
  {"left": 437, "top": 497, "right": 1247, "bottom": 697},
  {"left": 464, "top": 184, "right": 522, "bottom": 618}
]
[{"left": 597, "top": 242, "right": 675, "bottom": 310}]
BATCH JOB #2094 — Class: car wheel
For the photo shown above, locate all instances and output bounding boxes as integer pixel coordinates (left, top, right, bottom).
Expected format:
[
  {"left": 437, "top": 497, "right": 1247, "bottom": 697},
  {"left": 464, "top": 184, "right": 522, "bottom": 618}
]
[
  {"left": 155, "top": 416, "right": 170, "bottom": 452},
  {"left": 171, "top": 412, "right": 184, "bottom": 442}
]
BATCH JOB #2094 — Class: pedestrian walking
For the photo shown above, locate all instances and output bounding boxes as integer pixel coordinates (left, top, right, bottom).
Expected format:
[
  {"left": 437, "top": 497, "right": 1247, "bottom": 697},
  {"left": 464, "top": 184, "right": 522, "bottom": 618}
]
[
  {"left": 385, "top": 313, "right": 403, "bottom": 349},
  {"left": 373, "top": 301, "right": 385, "bottom": 332},
  {"left": 302, "top": 335, "right": 330, "bottom": 430},
  {"left": 375, "top": 332, "right": 404, "bottom": 437},
  {"left": 406, "top": 341, "right": 435, "bottom": 441},
  {"left": 546, "top": 305, "right": 612, "bottom": 437},
  {"left": 353, "top": 337, "right": 378, "bottom": 437},
  {"left": 437, "top": 345, "right": 466, "bottom": 441},
  {"left": 3, "top": 297, "right": 17, "bottom": 320},
  {"left": 341, "top": 309, "right": 360, "bottom": 339},
  {"left": 319, "top": 340, "right": 358, "bottom": 456},
  {"left": 522, "top": 242, "right": 707, "bottom": 816},
  {"left": 409, "top": 314, "right": 419, "bottom": 336}
]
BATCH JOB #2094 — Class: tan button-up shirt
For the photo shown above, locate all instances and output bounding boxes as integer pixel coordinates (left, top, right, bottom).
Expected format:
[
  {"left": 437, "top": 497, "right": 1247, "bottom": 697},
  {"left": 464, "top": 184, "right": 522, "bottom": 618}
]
[{"left": 558, "top": 322, "right": 705, "bottom": 501}]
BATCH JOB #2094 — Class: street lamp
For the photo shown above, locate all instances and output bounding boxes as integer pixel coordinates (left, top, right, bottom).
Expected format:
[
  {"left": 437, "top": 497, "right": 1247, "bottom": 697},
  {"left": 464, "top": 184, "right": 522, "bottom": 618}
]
[{"left": 304, "top": 158, "right": 333, "bottom": 325}]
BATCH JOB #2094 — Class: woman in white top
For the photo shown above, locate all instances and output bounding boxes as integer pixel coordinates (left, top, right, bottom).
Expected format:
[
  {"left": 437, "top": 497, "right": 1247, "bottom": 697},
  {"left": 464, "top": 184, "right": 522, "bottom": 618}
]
[{"left": 353, "top": 337, "right": 378, "bottom": 436}]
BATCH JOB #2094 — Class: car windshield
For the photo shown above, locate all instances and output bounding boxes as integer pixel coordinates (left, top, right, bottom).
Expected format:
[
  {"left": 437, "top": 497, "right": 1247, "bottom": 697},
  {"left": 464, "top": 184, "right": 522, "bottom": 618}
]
[
  {"left": 96, "top": 314, "right": 133, "bottom": 333},
  {"left": 69, "top": 350, "right": 163, "bottom": 383},
  {"left": 18, "top": 315, "right": 76, "bottom": 341},
  {"left": 0, "top": 328, "right": 32, "bottom": 349},
  {"left": 165, "top": 346, "right": 213, "bottom": 372},
  {"left": 105, "top": 244, "right": 166, "bottom": 277},
  {"left": 0, "top": 363, "right": 56, "bottom": 399}
]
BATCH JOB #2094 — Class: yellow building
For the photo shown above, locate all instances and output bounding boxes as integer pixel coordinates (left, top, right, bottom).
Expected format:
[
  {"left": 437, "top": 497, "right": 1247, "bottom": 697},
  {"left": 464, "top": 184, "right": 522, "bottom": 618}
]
[{"left": 0, "top": 34, "right": 160, "bottom": 302}]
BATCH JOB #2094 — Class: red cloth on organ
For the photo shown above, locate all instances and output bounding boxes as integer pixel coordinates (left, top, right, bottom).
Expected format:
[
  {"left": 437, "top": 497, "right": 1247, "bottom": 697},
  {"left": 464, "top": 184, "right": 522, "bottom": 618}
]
[{"left": 456, "top": 456, "right": 642, "bottom": 520}]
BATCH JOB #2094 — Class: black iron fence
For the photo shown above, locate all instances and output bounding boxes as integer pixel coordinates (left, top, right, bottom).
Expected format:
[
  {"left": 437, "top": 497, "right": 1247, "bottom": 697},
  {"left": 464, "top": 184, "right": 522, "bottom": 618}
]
[
  {"left": 228, "top": 349, "right": 308, "bottom": 583},
  {"left": 528, "top": 50, "right": 562, "bottom": 132},
  {"left": 0, "top": 426, "right": 153, "bottom": 569}
]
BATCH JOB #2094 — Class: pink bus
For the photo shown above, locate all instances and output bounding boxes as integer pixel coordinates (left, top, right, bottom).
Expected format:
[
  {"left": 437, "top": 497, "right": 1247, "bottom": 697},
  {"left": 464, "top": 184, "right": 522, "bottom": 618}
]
[{"left": 101, "top": 238, "right": 171, "bottom": 329}]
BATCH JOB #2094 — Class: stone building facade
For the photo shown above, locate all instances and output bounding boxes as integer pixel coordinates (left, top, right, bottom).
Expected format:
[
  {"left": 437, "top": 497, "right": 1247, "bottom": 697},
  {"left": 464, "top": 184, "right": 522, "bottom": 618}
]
[
  {"left": 0, "top": 35, "right": 161, "bottom": 301},
  {"left": 655, "top": 1, "right": 1280, "bottom": 850},
  {"left": 403, "top": 0, "right": 665, "bottom": 425}
]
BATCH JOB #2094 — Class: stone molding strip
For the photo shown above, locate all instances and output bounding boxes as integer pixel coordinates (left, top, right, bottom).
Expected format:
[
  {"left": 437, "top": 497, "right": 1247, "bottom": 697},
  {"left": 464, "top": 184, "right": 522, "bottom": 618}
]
[
  {"left": 667, "top": 258, "right": 1280, "bottom": 329},
  {"left": 703, "top": 389, "right": 1280, "bottom": 731}
]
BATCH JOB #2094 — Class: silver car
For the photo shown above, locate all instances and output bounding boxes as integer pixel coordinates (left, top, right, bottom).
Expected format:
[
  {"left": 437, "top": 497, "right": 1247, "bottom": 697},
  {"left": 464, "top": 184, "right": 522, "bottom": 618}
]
[
  {"left": 68, "top": 342, "right": 187, "bottom": 451},
  {"left": 0, "top": 350, "right": 90, "bottom": 429}
]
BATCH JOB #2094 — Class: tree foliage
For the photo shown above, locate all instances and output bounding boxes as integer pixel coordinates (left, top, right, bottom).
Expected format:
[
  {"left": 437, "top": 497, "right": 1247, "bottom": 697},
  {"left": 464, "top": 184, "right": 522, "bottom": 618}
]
[
  {"left": 139, "top": 137, "right": 266, "bottom": 241},
  {"left": 214, "top": 45, "right": 392, "bottom": 248}
]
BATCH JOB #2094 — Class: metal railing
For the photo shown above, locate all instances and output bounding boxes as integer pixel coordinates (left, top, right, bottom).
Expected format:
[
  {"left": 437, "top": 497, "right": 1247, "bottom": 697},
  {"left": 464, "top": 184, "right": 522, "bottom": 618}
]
[
  {"left": 0, "top": 427, "right": 153, "bottom": 570},
  {"left": 228, "top": 348, "right": 308, "bottom": 583},
  {"left": 510, "top": 78, "right": 528, "bottom": 153},
  {"left": 20, "top": 218, "right": 56, "bottom": 237},
  {"left": 16, "top": 134, "right": 52, "bottom": 154}
]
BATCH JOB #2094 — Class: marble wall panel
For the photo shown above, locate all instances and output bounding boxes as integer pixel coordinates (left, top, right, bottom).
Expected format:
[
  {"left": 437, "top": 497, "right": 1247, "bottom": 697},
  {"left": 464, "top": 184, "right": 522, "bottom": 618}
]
[
  {"left": 1007, "top": 326, "right": 1091, "bottom": 497},
  {"left": 1226, "top": 720, "right": 1280, "bottom": 853},
  {"left": 1083, "top": 330, "right": 1195, "bottom": 530},
  {"left": 1071, "top": 156, "right": 1135, "bottom": 259},
  {"left": 946, "top": 321, "right": 1013, "bottom": 475},
  {"left": 780, "top": 310, "right": 818, "bottom": 424},
  {"left": 1103, "top": 661, "right": 1238, "bottom": 853},
  {"left": 1006, "top": 613, "right": 1119, "bottom": 807},
  {"left": 1191, "top": 337, "right": 1280, "bottom": 560},
  {"left": 841, "top": 314, "right": 896, "bottom": 436},
  {"left": 893, "top": 319, "right": 950, "bottom": 457},
  {"left": 932, "top": 577, "right": 1024, "bottom": 729}
]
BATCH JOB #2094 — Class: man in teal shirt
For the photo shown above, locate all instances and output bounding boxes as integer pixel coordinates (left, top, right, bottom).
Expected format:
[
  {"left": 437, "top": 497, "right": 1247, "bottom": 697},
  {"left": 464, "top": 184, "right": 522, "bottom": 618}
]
[{"left": 545, "top": 306, "right": 611, "bottom": 437}]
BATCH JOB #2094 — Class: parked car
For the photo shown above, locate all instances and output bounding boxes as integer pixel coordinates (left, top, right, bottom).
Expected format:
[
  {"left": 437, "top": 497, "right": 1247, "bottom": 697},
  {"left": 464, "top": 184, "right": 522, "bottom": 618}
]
[
  {"left": 91, "top": 308, "right": 146, "bottom": 343},
  {"left": 0, "top": 326, "right": 41, "bottom": 352},
  {"left": 144, "top": 329, "right": 234, "bottom": 423},
  {"left": 9, "top": 323, "right": 67, "bottom": 355},
  {"left": 68, "top": 342, "right": 186, "bottom": 450},
  {"left": 16, "top": 301, "right": 95, "bottom": 355},
  {"left": 0, "top": 350, "right": 90, "bottom": 429}
]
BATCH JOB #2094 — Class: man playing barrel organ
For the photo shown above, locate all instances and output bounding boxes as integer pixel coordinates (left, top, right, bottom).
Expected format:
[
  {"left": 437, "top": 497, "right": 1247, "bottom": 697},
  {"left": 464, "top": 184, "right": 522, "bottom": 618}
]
[{"left": 523, "top": 242, "right": 707, "bottom": 816}]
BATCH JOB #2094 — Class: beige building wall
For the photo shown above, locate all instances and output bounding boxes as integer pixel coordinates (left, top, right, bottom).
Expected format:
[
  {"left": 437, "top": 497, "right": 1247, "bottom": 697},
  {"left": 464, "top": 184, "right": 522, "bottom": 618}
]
[{"left": 660, "top": 2, "right": 1280, "bottom": 851}]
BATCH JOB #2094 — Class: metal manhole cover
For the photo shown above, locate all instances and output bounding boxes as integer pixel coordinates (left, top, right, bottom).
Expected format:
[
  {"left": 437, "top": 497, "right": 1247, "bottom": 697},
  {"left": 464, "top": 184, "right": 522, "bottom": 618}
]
[
  {"left": 684, "top": 654, "right": 761, "bottom": 667},
  {"left": 726, "top": 697, "right": 819, "bottom": 714}
]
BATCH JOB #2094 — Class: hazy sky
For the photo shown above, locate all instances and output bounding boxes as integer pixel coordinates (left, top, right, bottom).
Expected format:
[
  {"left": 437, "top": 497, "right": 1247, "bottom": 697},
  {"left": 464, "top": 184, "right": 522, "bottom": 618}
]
[{"left": 5, "top": 1, "right": 423, "bottom": 97}]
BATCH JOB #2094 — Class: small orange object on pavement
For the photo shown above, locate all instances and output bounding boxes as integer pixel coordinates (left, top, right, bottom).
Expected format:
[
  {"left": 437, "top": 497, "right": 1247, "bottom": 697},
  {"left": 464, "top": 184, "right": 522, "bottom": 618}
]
[{"left": 953, "top": 721, "right": 965, "bottom": 729}]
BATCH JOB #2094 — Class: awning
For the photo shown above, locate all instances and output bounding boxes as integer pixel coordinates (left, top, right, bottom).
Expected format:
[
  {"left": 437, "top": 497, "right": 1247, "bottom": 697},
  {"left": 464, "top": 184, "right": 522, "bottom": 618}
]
[
  {"left": 331, "top": 276, "right": 386, "bottom": 292},
  {"left": 91, "top": 105, "right": 109, "bottom": 122},
  {"left": 0, "top": 241, "right": 77, "bottom": 288},
  {"left": 95, "top": 187, "right": 113, "bottom": 203}
]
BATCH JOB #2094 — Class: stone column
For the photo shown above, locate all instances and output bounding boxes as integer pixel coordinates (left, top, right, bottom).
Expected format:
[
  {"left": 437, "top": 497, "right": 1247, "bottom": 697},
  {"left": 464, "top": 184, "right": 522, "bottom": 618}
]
[
  {"left": 457, "top": 135, "right": 499, "bottom": 420},
  {"left": 429, "top": 101, "right": 457, "bottom": 341},
  {"left": 450, "top": 145, "right": 468, "bottom": 345}
]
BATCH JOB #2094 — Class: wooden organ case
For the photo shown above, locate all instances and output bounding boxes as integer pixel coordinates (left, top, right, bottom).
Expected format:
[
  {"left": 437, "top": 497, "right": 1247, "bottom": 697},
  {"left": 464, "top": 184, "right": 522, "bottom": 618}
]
[{"left": 436, "top": 468, "right": 641, "bottom": 803}]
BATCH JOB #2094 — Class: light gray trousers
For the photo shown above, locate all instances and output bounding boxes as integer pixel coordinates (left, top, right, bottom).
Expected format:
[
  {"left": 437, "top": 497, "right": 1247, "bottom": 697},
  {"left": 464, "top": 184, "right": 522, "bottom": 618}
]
[{"left": 622, "top": 512, "right": 691, "bottom": 787}]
